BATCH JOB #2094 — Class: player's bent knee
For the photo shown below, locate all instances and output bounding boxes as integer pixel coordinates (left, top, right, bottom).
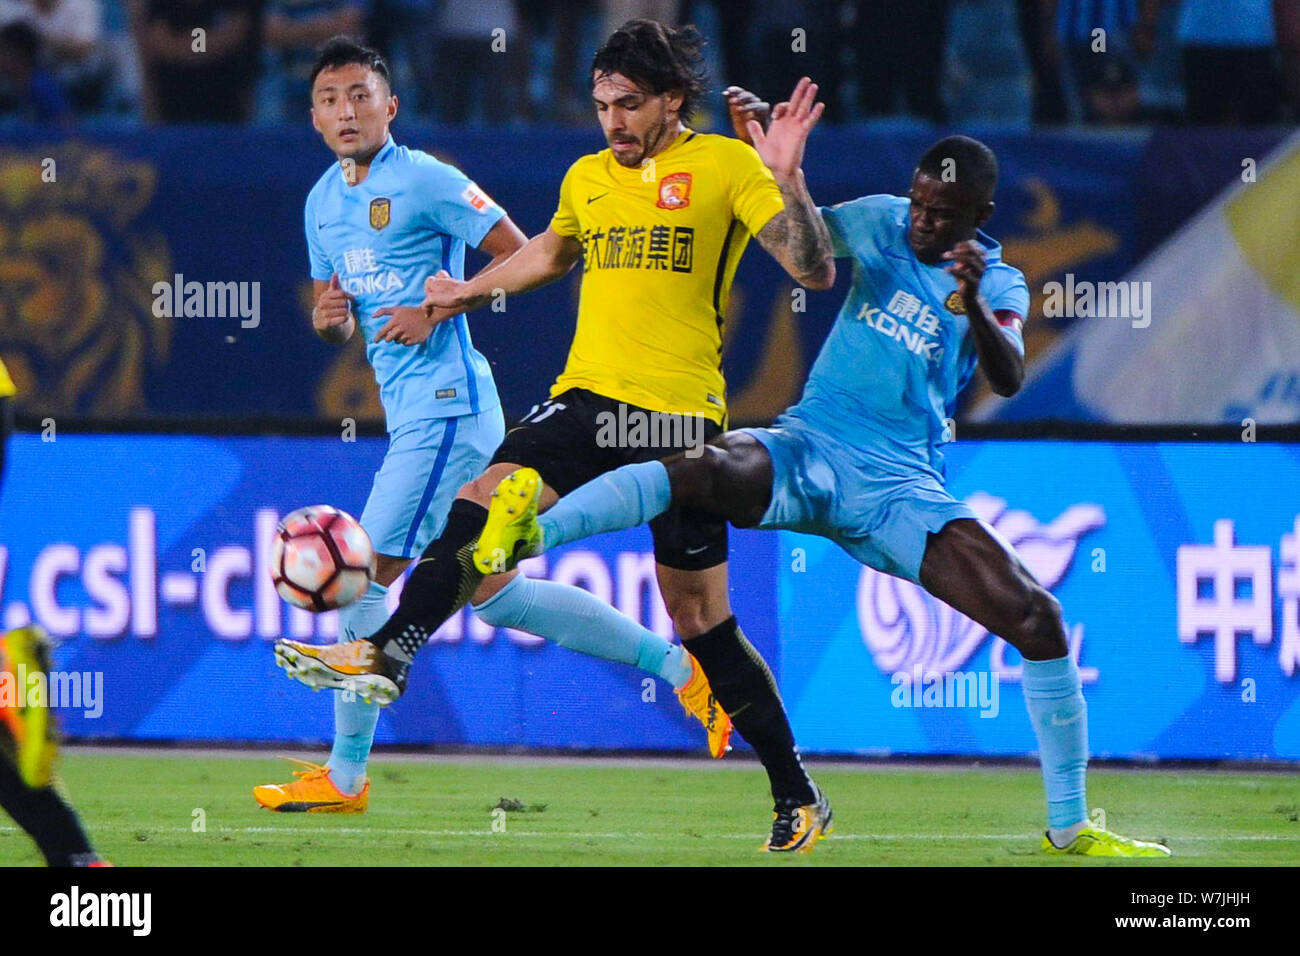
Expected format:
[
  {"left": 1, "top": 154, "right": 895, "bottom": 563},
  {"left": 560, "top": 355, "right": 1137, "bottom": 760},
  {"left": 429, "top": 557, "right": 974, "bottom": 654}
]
[
  {"left": 665, "top": 444, "right": 724, "bottom": 504},
  {"left": 1014, "top": 587, "right": 1068, "bottom": 660},
  {"left": 471, "top": 570, "right": 516, "bottom": 605},
  {"left": 661, "top": 582, "right": 732, "bottom": 637},
  {"left": 458, "top": 464, "right": 518, "bottom": 506},
  {"left": 667, "top": 443, "right": 764, "bottom": 526}
]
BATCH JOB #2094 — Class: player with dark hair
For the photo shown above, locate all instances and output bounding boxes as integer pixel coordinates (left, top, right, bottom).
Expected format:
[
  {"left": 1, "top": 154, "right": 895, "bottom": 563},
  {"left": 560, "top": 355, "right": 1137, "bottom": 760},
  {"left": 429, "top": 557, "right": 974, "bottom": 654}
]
[
  {"left": 0, "top": 357, "right": 107, "bottom": 867},
  {"left": 252, "top": 35, "right": 529, "bottom": 812},
  {"left": 476, "top": 129, "right": 1172, "bottom": 858},
  {"left": 258, "top": 33, "right": 745, "bottom": 811},
  {"left": 275, "top": 21, "right": 841, "bottom": 851}
]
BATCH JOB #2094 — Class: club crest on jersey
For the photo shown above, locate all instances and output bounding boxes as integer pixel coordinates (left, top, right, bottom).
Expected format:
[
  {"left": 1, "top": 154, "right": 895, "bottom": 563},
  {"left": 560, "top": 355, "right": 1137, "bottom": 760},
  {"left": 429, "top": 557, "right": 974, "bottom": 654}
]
[
  {"left": 945, "top": 291, "right": 966, "bottom": 314},
  {"left": 656, "top": 172, "right": 692, "bottom": 210},
  {"left": 369, "top": 198, "right": 391, "bottom": 231}
]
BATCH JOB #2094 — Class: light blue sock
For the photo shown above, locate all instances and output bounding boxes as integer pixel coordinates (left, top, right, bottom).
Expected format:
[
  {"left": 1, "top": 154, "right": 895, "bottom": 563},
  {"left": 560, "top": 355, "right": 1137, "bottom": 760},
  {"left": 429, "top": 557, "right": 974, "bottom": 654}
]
[
  {"left": 474, "top": 573, "right": 693, "bottom": 688},
  {"left": 538, "top": 460, "right": 672, "bottom": 551},
  {"left": 328, "top": 579, "right": 388, "bottom": 794},
  {"left": 1021, "top": 655, "right": 1089, "bottom": 836}
]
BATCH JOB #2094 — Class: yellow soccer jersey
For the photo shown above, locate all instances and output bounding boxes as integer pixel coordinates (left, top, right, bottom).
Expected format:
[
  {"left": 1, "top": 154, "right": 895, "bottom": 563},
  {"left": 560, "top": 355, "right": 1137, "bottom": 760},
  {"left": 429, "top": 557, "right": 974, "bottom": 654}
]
[
  {"left": 549, "top": 129, "right": 784, "bottom": 424},
  {"left": 0, "top": 357, "right": 14, "bottom": 398}
]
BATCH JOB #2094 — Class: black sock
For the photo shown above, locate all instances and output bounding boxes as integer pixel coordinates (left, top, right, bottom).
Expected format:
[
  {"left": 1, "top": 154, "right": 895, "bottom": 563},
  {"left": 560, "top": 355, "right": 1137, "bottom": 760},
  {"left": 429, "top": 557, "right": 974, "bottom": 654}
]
[
  {"left": 0, "top": 762, "right": 98, "bottom": 866},
  {"left": 685, "top": 616, "right": 815, "bottom": 805},
  {"left": 368, "top": 498, "right": 487, "bottom": 661}
]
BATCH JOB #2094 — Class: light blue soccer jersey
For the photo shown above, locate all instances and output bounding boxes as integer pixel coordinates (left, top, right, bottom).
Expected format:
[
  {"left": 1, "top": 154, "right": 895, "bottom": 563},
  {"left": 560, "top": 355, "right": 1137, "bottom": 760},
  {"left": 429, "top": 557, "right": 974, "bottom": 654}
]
[
  {"left": 304, "top": 136, "right": 503, "bottom": 430},
  {"left": 786, "top": 194, "right": 1029, "bottom": 478}
]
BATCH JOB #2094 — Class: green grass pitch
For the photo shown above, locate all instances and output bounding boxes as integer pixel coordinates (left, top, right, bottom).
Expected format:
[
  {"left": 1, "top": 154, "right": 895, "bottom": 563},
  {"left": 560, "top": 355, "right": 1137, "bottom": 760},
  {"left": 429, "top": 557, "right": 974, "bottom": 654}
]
[{"left": 2, "top": 750, "right": 1297, "bottom": 866}]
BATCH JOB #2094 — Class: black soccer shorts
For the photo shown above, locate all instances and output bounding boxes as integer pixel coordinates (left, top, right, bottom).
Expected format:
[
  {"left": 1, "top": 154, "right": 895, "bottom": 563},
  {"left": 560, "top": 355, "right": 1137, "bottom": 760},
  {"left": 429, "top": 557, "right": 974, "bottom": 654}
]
[{"left": 490, "top": 388, "right": 727, "bottom": 571}]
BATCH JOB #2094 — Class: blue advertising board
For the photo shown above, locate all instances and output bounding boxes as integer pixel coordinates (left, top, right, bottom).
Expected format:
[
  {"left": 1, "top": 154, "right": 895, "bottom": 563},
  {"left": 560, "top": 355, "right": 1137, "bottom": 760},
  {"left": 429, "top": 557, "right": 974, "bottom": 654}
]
[
  {"left": 778, "top": 440, "right": 1300, "bottom": 761},
  {"left": 1, "top": 431, "right": 1297, "bottom": 760},
  {"left": 0, "top": 429, "right": 778, "bottom": 751}
]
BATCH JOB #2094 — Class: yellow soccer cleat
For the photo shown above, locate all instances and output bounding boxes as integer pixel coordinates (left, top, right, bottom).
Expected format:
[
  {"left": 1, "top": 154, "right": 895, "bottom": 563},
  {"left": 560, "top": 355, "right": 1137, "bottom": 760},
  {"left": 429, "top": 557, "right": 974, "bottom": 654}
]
[
  {"left": 675, "top": 653, "right": 732, "bottom": 759},
  {"left": 762, "top": 784, "right": 834, "bottom": 853},
  {"left": 1041, "top": 824, "right": 1171, "bottom": 858},
  {"left": 0, "top": 625, "right": 58, "bottom": 788},
  {"left": 274, "top": 637, "right": 408, "bottom": 704},
  {"left": 474, "top": 468, "right": 544, "bottom": 576},
  {"left": 254, "top": 758, "right": 370, "bottom": 813}
]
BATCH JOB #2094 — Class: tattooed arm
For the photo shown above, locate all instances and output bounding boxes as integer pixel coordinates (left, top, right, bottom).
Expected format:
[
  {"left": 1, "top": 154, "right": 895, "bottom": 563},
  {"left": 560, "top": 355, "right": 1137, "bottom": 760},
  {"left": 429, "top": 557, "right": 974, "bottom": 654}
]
[
  {"left": 756, "top": 171, "right": 836, "bottom": 290},
  {"left": 730, "top": 79, "right": 836, "bottom": 290}
]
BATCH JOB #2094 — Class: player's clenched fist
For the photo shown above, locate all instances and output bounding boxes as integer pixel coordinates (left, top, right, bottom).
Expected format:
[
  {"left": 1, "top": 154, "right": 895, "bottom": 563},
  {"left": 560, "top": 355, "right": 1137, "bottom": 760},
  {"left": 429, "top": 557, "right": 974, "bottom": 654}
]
[
  {"left": 943, "top": 240, "right": 987, "bottom": 302},
  {"left": 313, "top": 273, "right": 355, "bottom": 341},
  {"left": 422, "top": 269, "right": 476, "bottom": 315}
]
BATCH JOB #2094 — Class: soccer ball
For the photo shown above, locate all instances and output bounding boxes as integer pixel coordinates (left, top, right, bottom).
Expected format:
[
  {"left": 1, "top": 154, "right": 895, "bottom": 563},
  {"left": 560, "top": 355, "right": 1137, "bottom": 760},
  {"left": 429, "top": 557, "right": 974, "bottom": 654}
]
[{"left": 270, "top": 505, "right": 375, "bottom": 612}]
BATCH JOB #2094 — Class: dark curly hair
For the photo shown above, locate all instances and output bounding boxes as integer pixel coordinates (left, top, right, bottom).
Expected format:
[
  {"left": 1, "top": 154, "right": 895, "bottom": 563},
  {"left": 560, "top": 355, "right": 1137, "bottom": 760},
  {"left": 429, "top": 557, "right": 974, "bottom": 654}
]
[
  {"left": 591, "top": 19, "right": 708, "bottom": 122},
  {"left": 309, "top": 35, "right": 392, "bottom": 93}
]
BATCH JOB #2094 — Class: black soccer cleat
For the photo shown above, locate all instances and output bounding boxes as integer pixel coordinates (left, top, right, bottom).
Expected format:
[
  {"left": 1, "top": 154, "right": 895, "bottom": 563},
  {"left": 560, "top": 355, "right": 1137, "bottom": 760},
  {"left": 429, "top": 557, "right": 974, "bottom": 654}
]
[{"left": 762, "top": 783, "right": 834, "bottom": 853}]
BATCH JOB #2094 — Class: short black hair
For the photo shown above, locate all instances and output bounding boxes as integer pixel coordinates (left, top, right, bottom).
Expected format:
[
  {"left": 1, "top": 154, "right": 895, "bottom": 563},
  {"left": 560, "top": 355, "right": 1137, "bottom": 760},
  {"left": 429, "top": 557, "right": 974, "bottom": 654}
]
[
  {"left": 916, "top": 135, "right": 999, "bottom": 202},
  {"left": 309, "top": 35, "right": 391, "bottom": 93},
  {"left": 591, "top": 19, "right": 707, "bottom": 122}
]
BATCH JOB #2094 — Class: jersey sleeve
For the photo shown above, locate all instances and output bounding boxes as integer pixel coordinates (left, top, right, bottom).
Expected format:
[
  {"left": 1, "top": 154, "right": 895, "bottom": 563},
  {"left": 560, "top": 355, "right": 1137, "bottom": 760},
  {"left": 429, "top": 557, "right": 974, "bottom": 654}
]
[
  {"left": 548, "top": 160, "right": 583, "bottom": 239},
  {"left": 724, "top": 139, "right": 784, "bottom": 237},
  {"left": 983, "top": 263, "right": 1031, "bottom": 356},
  {"left": 415, "top": 158, "right": 506, "bottom": 249},
  {"left": 303, "top": 191, "right": 333, "bottom": 281},
  {"left": 819, "top": 195, "right": 892, "bottom": 258}
]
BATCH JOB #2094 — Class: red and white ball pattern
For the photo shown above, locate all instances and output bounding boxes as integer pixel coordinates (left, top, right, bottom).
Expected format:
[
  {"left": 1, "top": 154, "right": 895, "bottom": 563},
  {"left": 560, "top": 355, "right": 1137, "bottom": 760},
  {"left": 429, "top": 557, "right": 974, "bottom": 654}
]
[{"left": 271, "top": 505, "right": 376, "bottom": 612}]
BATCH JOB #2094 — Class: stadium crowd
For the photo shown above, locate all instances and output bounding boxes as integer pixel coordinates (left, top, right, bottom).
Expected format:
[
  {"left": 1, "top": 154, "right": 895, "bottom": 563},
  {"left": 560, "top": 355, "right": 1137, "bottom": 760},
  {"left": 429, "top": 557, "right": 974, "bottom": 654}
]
[{"left": 0, "top": 0, "right": 1296, "bottom": 127}]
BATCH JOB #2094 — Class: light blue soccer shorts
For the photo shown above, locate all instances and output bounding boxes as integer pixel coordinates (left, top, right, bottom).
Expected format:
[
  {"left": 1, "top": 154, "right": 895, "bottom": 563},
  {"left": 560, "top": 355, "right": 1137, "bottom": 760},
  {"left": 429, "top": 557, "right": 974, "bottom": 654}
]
[
  {"left": 360, "top": 407, "right": 505, "bottom": 559},
  {"left": 741, "top": 420, "right": 976, "bottom": 584}
]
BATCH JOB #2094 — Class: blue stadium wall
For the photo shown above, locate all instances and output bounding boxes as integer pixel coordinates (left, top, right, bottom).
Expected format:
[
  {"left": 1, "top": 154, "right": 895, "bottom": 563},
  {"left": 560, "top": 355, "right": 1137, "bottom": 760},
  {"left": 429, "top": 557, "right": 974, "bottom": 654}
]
[
  {"left": 2, "top": 430, "right": 1298, "bottom": 761},
  {"left": 0, "top": 125, "right": 1285, "bottom": 425}
]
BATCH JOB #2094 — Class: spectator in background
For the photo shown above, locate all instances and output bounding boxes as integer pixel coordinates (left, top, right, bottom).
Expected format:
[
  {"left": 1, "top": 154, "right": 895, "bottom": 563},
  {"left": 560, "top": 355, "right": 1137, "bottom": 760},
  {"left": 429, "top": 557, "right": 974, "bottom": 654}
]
[
  {"left": 601, "top": 0, "right": 680, "bottom": 41},
  {"left": 366, "top": 0, "right": 438, "bottom": 118},
  {"left": 0, "top": 0, "right": 107, "bottom": 113},
  {"left": 518, "top": 0, "right": 597, "bottom": 124},
  {"left": 1046, "top": 0, "right": 1155, "bottom": 124},
  {"left": 0, "top": 19, "right": 73, "bottom": 123},
  {"left": 706, "top": 0, "right": 756, "bottom": 92},
  {"left": 743, "top": 0, "right": 844, "bottom": 122},
  {"left": 431, "top": 0, "right": 524, "bottom": 124},
  {"left": 1174, "top": 0, "right": 1282, "bottom": 124},
  {"left": 29, "top": 0, "right": 109, "bottom": 112},
  {"left": 1180, "top": 0, "right": 1300, "bottom": 124},
  {"left": 264, "top": 0, "right": 366, "bottom": 116},
  {"left": 852, "top": 0, "right": 950, "bottom": 123},
  {"left": 131, "top": 0, "right": 262, "bottom": 123},
  {"left": 1017, "top": 0, "right": 1067, "bottom": 123},
  {"left": 1277, "top": 0, "right": 1300, "bottom": 119}
]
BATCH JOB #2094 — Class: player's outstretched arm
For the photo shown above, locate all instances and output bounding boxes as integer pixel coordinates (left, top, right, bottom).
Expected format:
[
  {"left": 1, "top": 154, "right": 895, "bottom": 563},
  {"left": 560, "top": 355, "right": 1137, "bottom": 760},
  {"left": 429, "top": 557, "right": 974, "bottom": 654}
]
[
  {"left": 746, "top": 78, "right": 835, "bottom": 290},
  {"left": 374, "top": 215, "right": 528, "bottom": 345},
  {"left": 422, "top": 226, "right": 583, "bottom": 317}
]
